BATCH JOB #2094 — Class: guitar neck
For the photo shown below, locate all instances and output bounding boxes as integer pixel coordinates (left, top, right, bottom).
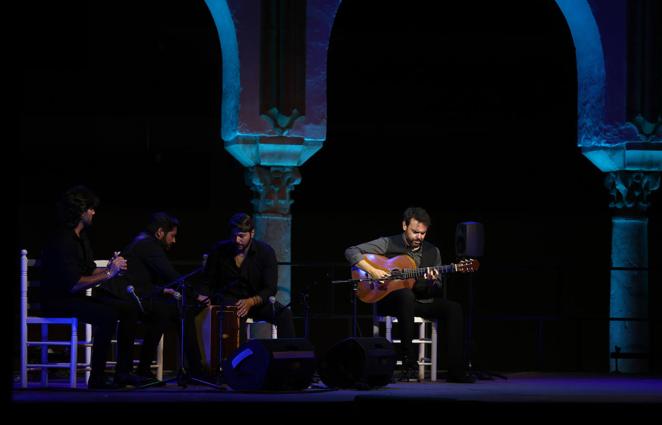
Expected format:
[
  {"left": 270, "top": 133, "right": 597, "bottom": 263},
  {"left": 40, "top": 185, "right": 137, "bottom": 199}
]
[{"left": 399, "top": 264, "right": 456, "bottom": 279}]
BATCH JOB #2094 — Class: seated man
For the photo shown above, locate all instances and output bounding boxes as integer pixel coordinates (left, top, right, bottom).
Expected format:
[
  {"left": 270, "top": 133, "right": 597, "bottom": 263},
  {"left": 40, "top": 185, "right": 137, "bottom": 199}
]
[
  {"left": 201, "top": 212, "right": 295, "bottom": 341},
  {"left": 40, "top": 185, "right": 152, "bottom": 389},
  {"left": 345, "top": 207, "right": 475, "bottom": 383},
  {"left": 104, "top": 212, "right": 209, "bottom": 382}
]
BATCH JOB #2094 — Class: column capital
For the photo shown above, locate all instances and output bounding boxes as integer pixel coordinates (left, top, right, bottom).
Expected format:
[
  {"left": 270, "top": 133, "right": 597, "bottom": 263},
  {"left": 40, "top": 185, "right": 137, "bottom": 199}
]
[
  {"left": 246, "top": 166, "right": 302, "bottom": 216},
  {"left": 605, "top": 171, "right": 660, "bottom": 212}
]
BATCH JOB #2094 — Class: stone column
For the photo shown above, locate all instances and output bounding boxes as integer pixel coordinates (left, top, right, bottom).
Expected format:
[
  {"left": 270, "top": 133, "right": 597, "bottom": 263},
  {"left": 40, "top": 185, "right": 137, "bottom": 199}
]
[
  {"left": 246, "top": 166, "right": 302, "bottom": 306},
  {"left": 557, "top": 0, "right": 661, "bottom": 372},
  {"left": 606, "top": 171, "right": 659, "bottom": 372},
  {"left": 204, "top": 0, "right": 340, "bottom": 310}
]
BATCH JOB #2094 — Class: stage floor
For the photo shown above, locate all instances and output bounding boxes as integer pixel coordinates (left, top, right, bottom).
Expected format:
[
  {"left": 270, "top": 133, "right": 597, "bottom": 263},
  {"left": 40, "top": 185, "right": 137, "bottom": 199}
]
[{"left": 11, "top": 372, "right": 662, "bottom": 419}]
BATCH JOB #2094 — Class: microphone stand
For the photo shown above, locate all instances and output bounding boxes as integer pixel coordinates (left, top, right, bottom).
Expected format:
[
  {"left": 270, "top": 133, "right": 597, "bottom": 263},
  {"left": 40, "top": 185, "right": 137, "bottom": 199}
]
[
  {"left": 162, "top": 272, "right": 224, "bottom": 390},
  {"left": 302, "top": 290, "right": 310, "bottom": 340},
  {"left": 331, "top": 276, "right": 399, "bottom": 338},
  {"left": 461, "top": 259, "right": 507, "bottom": 381},
  {"left": 161, "top": 266, "right": 203, "bottom": 290}
]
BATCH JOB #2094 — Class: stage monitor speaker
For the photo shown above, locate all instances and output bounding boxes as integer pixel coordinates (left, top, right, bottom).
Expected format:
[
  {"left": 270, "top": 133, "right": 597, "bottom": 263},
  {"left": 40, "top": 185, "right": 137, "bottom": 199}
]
[
  {"left": 455, "top": 221, "right": 484, "bottom": 258},
  {"left": 318, "top": 337, "right": 396, "bottom": 389},
  {"left": 223, "top": 338, "right": 316, "bottom": 391}
]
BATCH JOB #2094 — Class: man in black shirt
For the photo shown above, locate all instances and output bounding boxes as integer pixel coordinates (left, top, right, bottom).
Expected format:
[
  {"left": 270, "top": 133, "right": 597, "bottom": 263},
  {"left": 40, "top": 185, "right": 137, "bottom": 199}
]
[
  {"left": 40, "top": 186, "right": 151, "bottom": 389},
  {"left": 106, "top": 212, "right": 209, "bottom": 381},
  {"left": 345, "top": 207, "right": 474, "bottom": 383},
  {"left": 202, "top": 212, "right": 295, "bottom": 339}
]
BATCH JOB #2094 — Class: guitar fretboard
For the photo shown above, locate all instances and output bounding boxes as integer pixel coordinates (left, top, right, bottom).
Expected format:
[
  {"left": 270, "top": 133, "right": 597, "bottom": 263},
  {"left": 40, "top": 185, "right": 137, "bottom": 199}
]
[{"left": 396, "top": 264, "right": 456, "bottom": 279}]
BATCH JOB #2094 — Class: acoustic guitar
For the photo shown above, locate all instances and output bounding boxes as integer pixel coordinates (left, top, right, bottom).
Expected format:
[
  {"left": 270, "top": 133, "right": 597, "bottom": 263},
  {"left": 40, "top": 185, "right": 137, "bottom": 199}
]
[{"left": 352, "top": 254, "right": 479, "bottom": 304}]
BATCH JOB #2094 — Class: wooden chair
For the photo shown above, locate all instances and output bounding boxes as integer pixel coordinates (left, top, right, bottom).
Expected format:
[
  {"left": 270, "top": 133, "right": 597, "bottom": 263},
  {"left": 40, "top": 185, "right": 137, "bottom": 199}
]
[
  {"left": 19, "top": 249, "right": 92, "bottom": 388},
  {"left": 245, "top": 317, "right": 278, "bottom": 339},
  {"left": 372, "top": 311, "right": 438, "bottom": 381},
  {"left": 19, "top": 251, "right": 164, "bottom": 387}
]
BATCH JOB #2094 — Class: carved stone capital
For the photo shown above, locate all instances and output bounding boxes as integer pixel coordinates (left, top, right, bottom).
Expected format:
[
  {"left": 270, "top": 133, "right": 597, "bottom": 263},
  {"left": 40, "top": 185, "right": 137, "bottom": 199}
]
[
  {"left": 260, "top": 107, "right": 304, "bottom": 136},
  {"left": 630, "top": 114, "right": 662, "bottom": 142},
  {"left": 605, "top": 171, "right": 660, "bottom": 211},
  {"left": 246, "top": 166, "right": 302, "bottom": 215}
]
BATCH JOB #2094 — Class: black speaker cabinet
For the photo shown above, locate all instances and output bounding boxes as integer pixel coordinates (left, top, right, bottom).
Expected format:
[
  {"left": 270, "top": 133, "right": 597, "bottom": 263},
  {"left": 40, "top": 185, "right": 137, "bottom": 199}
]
[
  {"left": 455, "top": 221, "right": 484, "bottom": 258},
  {"left": 318, "top": 337, "right": 396, "bottom": 389},
  {"left": 223, "top": 338, "right": 316, "bottom": 391}
]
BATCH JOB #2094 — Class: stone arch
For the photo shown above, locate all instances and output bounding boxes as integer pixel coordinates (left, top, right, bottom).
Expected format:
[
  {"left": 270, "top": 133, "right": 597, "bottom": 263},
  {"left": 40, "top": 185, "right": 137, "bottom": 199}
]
[{"left": 555, "top": 0, "right": 641, "bottom": 149}]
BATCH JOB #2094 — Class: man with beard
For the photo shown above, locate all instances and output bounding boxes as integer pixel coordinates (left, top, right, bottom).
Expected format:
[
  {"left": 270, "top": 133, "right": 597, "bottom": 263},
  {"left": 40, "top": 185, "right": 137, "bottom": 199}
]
[
  {"left": 108, "top": 212, "right": 209, "bottom": 384},
  {"left": 345, "top": 207, "right": 475, "bottom": 383},
  {"left": 202, "top": 212, "right": 295, "bottom": 339},
  {"left": 40, "top": 185, "right": 149, "bottom": 389}
]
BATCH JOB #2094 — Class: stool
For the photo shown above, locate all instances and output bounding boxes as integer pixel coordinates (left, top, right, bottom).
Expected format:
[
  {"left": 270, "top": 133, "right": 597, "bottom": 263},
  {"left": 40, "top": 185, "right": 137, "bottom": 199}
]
[
  {"left": 372, "top": 315, "right": 438, "bottom": 381},
  {"left": 245, "top": 318, "right": 277, "bottom": 339}
]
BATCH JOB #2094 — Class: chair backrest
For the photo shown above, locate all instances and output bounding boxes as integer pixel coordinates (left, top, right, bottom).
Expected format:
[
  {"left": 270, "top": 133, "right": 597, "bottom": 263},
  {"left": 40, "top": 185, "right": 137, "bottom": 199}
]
[
  {"left": 21, "top": 251, "right": 104, "bottom": 315},
  {"left": 20, "top": 249, "right": 46, "bottom": 319},
  {"left": 95, "top": 259, "right": 109, "bottom": 268},
  {"left": 20, "top": 249, "right": 31, "bottom": 336}
]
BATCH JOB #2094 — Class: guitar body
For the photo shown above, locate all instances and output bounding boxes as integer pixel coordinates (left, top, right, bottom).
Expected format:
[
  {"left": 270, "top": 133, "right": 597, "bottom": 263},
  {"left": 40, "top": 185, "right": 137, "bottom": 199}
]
[{"left": 352, "top": 254, "right": 417, "bottom": 304}]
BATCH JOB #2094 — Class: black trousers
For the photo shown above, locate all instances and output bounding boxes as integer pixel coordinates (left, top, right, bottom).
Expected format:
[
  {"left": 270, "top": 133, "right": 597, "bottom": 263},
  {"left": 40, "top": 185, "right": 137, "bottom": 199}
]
[
  {"left": 221, "top": 297, "right": 296, "bottom": 339},
  {"left": 43, "top": 295, "right": 140, "bottom": 379},
  {"left": 139, "top": 295, "right": 203, "bottom": 375},
  {"left": 376, "top": 289, "right": 466, "bottom": 376}
]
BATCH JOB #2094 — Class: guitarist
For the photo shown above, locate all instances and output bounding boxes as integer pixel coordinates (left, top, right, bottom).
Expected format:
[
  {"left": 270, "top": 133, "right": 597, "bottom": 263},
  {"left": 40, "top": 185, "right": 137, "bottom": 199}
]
[{"left": 344, "top": 207, "right": 474, "bottom": 383}]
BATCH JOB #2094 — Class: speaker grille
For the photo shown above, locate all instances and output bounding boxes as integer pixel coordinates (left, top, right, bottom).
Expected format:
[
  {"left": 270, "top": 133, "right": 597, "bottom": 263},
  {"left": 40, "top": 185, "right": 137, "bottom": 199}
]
[
  {"left": 318, "top": 337, "right": 396, "bottom": 389},
  {"left": 223, "top": 338, "right": 316, "bottom": 391}
]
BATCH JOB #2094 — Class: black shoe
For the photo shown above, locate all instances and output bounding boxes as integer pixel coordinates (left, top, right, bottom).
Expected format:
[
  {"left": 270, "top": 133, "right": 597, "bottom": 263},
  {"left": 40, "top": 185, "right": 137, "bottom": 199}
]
[
  {"left": 396, "top": 364, "right": 419, "bottom": 382},
  {"left": 88, "top": 373, "right": 121, "bottom": 390},
  {"left": 114, "top": 372, "right": 162, "bottom": 389},
  {"left": 135, "top": 369, "right": 166, "bottom": 387},
  {"left": 398, "top": 355, "right": 418, "bottom": 369},
  {"left": 446, "top": 373, "right": 476, "bottom": 384},
  {"left": 399, "top": 369, "right": 418, "bottom": 382},
  {"left": 396, "top": 355, "right": 419, "bottom": 381}
]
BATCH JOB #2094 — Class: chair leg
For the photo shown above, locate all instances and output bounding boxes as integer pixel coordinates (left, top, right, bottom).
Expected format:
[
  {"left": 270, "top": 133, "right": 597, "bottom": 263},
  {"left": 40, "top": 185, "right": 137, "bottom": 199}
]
[
  {"left": 385, "top": 317, "right": 393, "bottom": 342},
  {"left": 84, "top": 323, "right": 92, "bottom": 384},
  {"left": 418, "top": 321, "right": 425, "bottom": 381},
  {"left": 431, "top": 320, "right": 438, "bottom": 382},
  {"left": 20, "top": 334, "right": 28, "bottom": 388},
  {"left": 70, "top": 321, "right": 78, "bottom": 389},
  {"left": 156, "top": 335, "right": 164, "bottom": 381},
  {"left": 372, "top": 320, "right": 380, "bottom": 337},
  {"left": 41, "top": 324, "right": 48, "bottom": 387}
]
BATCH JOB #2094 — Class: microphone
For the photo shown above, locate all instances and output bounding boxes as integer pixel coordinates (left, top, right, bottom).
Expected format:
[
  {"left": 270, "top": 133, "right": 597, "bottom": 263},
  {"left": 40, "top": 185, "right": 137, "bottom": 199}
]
[
  {"left": 172, "top": 291, "right": 182, "bottom": 302},
  {"left": 268, "top": 296, "right": 277, "bottom": 339},
  {"left": 126, "top": 285, "right": 145, "bottom": 313}
]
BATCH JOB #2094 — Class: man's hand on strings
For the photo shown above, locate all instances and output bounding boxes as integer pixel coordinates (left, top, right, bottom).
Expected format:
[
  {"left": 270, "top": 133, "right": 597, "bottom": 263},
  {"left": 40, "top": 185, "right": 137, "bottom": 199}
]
[
  {"left": 368, "top": 267, "right": 390, "bottom": 289},
  {"left": 369, "top": 268, "right": 390, "bottom": 281},
  {"left": 423, "top": 267, "right": 440, "bottom": 280}
]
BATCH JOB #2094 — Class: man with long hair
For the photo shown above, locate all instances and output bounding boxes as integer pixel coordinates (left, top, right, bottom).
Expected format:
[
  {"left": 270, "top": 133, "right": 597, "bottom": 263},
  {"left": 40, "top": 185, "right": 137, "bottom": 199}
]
[{"left": 40, "top": 186, "right": 151, "bottom": 389}]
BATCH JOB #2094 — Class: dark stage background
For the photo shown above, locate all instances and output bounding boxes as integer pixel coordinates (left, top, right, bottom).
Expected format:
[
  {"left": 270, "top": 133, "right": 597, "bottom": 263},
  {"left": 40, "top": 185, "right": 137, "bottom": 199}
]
[{"left": 17, "top": 0, "right": 661, "bottom": 375}]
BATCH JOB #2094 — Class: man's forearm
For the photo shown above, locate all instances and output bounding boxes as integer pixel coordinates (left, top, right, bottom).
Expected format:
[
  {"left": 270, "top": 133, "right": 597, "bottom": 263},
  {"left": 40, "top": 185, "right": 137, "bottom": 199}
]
[{"left": 71, "top": 269, "right": 112, "bottom": 293}]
